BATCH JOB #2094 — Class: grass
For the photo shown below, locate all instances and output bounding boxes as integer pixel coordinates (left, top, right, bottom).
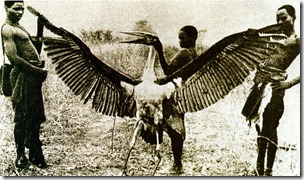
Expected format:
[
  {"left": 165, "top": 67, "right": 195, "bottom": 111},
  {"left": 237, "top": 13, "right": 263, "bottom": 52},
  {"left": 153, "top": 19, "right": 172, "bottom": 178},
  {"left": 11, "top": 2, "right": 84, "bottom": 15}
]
[{"left": 0, "top": 41, "right": 300, "bottom": 176}]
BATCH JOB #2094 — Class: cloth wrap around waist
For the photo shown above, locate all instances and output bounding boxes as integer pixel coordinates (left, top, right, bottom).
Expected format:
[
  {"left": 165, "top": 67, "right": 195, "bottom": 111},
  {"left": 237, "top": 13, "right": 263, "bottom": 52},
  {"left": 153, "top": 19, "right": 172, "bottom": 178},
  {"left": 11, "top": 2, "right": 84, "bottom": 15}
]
[
  {"left": 242, "top": 64, "right": 287, "bottom": 120},
  {"left": 10, "top": 62, "right": 47, "bottom": 124}
]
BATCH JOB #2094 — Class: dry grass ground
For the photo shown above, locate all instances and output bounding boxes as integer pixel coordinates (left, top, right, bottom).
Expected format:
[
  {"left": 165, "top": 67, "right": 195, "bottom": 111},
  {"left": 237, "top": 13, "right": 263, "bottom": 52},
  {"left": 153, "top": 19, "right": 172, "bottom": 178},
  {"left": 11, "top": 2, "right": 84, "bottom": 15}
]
[{"left": 0, "top": 43, "right": 300, "bottom": 176}]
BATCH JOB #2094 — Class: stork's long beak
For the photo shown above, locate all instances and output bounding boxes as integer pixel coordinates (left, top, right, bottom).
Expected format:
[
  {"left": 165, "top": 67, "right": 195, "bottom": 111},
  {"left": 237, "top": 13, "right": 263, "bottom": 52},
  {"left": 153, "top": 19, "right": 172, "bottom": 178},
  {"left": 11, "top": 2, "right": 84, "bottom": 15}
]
[{"left": 120, "top": 31, "right": 156, "bottom": 45}]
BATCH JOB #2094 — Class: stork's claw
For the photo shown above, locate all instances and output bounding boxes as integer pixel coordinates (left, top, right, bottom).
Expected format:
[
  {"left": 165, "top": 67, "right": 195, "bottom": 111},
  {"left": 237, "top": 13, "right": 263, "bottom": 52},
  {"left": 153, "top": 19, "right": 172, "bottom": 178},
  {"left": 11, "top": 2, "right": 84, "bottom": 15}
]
[
  {"left": 121, "top": 171, "right": 128, "bottom": 176},
  {"left": 152, "top": 150, "right": 161, "bottom": 176}
]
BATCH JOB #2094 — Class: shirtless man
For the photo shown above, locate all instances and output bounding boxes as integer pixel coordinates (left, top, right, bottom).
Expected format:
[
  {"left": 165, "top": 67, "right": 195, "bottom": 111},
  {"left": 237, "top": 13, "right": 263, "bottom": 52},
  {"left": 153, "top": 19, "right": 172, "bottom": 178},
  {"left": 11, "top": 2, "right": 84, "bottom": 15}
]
[
  {"left": 154, "top": 25, "right": 198, "bottom": 173},
  {"left": 241, "top": 5, "right": 300, "bottom": 176},
  {"left": 2, "top": 0, "right": 48, "bottom": 169}
]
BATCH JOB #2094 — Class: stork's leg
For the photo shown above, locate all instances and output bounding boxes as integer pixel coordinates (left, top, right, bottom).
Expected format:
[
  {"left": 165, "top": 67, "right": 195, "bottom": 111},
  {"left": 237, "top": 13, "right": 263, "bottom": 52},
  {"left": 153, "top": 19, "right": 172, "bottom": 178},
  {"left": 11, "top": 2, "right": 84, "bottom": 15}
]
[
  {"left": 152, "top": 130, "right": 162, "bottom": 176},
  {"left": 122, "top": 120, "right": 143, "bottom": 176},
  {"left": 122, "top": 147, "right": 133, "bottom": 176}
]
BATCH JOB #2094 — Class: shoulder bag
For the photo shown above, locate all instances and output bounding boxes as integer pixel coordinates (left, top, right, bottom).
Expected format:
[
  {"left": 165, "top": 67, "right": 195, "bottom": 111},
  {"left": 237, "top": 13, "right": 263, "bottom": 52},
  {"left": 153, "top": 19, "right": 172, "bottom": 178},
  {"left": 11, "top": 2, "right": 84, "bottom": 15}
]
[{"left": 1, "top": 24, "right": 13, "bottom": 96}]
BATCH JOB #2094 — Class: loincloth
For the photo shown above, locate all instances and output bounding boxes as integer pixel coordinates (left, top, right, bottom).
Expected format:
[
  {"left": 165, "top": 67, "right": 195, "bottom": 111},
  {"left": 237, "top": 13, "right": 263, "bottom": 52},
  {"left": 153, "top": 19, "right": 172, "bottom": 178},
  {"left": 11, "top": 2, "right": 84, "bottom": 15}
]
[
  {"left": 10, "top": 67, "right": 46, "bottom": 124},
  {"left": 242, "top": 64, "right": 286, "bottom": 123},
  {"left": 162, "top": 98, "right": 186, "bottom": 140},
  {"left": 165, "top": 111, "right": 185, "bottom": 140}
]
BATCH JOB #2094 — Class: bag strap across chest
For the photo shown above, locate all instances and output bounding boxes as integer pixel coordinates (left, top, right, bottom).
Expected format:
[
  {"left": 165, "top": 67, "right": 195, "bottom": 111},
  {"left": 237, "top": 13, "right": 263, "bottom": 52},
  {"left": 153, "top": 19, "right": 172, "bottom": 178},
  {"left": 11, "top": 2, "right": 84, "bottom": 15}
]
[{"left": 1, "top": 24, "right": 6, "bottom": 65}]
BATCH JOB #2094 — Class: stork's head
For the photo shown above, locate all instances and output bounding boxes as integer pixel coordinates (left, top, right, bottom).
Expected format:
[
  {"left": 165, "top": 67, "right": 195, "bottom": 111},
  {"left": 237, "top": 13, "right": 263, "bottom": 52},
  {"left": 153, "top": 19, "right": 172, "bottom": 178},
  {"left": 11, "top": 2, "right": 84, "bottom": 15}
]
[{"left": 120, "top": 31, "right": 159, "bottom": 46}]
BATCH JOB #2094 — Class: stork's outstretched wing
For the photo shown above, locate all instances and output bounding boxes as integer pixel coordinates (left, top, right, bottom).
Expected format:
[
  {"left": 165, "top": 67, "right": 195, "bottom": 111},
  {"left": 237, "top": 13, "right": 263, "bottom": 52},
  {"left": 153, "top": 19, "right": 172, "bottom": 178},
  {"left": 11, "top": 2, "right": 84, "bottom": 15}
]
[
  {"left": 164, "top": 24, "right": 287, "bottom": 113},
  {"left": 28, "top": 6, "right": 139, "bottom": 117}
]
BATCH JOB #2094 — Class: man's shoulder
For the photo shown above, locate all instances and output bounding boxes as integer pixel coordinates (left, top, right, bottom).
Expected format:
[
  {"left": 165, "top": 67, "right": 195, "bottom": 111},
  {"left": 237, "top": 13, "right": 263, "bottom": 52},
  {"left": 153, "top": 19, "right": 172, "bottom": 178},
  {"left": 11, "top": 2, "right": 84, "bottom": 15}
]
[
  {"left": 170, "top": 48, "right": 194, "bottom": 64},
  {"left": 2, "top": 24, "right": 30, "bottom": 40},
  {"left": 179, "top": 48, "right": 192, "bottom": 56},
  {"left": 284, "top": 33, "right": 300, "bottom": 48},
  {"left": 2, "top": 23, "right": 16, "bottom": 36},
  {"left": 180, "top": 48, "right": 197, "bottom": 58}
]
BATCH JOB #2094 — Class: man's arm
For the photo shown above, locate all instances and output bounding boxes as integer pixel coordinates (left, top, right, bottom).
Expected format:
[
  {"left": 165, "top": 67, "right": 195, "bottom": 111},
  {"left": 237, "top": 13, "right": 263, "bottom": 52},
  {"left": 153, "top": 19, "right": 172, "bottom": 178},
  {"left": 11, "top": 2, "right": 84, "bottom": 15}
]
[
  {"left": 154, "top": 44, "right": 172, "bottom": 75},
  {"left": 165, "top": 50, "right": 192, "bottom": 75},
  {"left": 271, "top": 76, "right": 300, "bottom": 90},
  {"left": 155, "top": 44, "right": 191, "bottom": 76},
  {"left": 2, "top": 26, "right": 45, "bottom": 75}
]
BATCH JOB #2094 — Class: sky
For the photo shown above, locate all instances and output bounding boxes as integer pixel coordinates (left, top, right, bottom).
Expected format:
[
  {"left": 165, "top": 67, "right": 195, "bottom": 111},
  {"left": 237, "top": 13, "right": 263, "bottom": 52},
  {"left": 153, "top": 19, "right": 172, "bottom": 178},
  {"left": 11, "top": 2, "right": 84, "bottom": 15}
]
[{"left": 0, "top": 0, "right": 300, "bottom": 47}]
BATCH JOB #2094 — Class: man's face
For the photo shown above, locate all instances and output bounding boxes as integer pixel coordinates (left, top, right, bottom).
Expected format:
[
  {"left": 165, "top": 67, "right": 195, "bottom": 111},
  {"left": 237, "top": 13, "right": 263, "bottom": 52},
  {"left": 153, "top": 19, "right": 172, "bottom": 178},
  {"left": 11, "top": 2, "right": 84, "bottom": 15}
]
[
  {"left": 6, "top": 2, "right": 24, "bottom": 23},
  {"left": 178, "top": 30, "right": 194, "bottom": 48},
  {"left": 276, "top": 8, "right": 294, "bottom": 26}
]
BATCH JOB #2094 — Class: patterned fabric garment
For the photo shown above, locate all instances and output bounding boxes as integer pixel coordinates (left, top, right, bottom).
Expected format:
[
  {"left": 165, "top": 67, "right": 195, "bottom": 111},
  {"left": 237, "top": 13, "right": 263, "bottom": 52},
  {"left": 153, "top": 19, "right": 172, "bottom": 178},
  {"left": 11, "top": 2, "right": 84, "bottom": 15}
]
[
  {"left": 242, "top": 64, "right": 287, "bottom": 122},
  {"left": 10, "top": 66, "right": 46, "bottom": 124}
]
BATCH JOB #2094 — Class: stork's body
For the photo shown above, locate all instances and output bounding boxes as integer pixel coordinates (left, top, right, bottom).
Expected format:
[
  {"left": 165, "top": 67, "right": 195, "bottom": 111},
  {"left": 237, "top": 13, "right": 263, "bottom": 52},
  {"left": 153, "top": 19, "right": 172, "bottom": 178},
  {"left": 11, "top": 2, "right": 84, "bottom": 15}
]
[
  {"left": 126, "top": 43, "right": 180, "bottom": 175},
  {"left": 134, "top": 46, "right": 165, "bottom": 132},
  {"left": 121, "top": 32, "right": 178, "bottom": 132}
]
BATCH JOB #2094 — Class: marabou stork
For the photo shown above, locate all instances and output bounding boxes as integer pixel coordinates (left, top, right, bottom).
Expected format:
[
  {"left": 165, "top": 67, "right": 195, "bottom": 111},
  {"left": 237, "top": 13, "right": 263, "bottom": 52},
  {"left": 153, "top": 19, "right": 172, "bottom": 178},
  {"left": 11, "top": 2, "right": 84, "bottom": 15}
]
[{"left": 27, "top": 6, "right": 288, "bottom": 175}]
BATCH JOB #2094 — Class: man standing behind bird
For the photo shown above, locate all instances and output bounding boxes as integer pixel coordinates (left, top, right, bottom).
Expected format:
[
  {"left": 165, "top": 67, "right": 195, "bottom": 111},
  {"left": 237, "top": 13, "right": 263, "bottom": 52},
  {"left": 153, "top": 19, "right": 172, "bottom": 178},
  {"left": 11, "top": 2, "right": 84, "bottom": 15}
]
[
  {"left": 241, "top": 4, "right": 300, "bottom": 176},
  {"left": 154, "top": 25, "right": 198, "bottom": 173},
  {"left": 2, "top": 0, "right": 48, "bottom": 169}
]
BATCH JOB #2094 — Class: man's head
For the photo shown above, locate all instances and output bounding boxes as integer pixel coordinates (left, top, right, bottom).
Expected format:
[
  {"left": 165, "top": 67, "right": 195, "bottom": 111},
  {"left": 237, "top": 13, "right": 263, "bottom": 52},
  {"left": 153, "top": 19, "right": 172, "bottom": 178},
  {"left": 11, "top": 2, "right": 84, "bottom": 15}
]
[
  {"left": 276, "top": 5, "right": 296, "bottom": 36},
  {"left": 277, "top": 5, "right": 296, "bottom": 26},
  {"left": 4, "top": 0, "right": 24, "bottom": 23},
  {"left": 178, "top": 25, "right": 198, "bottom": 48}
]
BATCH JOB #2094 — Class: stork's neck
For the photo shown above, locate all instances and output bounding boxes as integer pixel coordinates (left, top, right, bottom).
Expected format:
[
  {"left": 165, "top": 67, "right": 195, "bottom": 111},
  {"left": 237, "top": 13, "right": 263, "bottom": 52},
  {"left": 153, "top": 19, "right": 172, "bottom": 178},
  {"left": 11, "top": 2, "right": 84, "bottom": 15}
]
[{"left": 142, "top": 46, "right": 156, "bottom": 81}]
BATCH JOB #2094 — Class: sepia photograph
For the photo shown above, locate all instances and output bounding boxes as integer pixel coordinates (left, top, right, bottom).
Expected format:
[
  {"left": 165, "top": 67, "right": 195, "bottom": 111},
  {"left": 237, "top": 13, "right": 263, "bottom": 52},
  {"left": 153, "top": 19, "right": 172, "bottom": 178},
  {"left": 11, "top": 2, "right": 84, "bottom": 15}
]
[{"left": 0, "top": 0, "right": 300, "bottom": 176}]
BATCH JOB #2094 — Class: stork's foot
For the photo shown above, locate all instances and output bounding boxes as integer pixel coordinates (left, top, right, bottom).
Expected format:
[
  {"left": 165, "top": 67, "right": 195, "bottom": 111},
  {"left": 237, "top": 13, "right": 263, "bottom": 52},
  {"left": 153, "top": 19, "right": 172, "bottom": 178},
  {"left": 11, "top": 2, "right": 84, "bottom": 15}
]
[
  {"left": 121, "top": 170, "right": 129, "bottom": 176},
  {"left": 170, "top": 162, "right": 183, "bottom": 174}
]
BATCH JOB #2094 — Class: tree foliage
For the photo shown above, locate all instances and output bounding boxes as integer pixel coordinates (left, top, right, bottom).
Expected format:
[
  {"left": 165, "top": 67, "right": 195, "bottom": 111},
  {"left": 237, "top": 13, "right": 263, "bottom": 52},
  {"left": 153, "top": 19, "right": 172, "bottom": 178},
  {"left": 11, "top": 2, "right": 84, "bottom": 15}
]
[
  {"left": 133, "top": 20, "right": 156, "bottom": 34},
  {"left": 79, "top": 29, "right": 122, "bottom": 45}
]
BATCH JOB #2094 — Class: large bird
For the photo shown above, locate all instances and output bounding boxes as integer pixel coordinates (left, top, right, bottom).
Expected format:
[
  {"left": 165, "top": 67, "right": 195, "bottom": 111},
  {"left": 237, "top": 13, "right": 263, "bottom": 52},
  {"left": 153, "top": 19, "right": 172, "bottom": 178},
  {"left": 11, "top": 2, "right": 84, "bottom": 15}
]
[{"left": 27, "top": 6, "right": 287, "bottom": 175}]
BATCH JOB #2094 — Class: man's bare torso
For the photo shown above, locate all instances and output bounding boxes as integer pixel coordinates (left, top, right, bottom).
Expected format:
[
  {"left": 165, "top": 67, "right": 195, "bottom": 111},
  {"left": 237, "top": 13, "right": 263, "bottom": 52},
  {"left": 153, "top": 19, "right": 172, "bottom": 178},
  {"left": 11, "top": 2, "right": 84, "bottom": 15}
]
[
  {"left": 3, "top": 23, "right": 40, "bottom": 63},
  {"left": 263, "top": 34, "right": 300, "bottom": 70}
]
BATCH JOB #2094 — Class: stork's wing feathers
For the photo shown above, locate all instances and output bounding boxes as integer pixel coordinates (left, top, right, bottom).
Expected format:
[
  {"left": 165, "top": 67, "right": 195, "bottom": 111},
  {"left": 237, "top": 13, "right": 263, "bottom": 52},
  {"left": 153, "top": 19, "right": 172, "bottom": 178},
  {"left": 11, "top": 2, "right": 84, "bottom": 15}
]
[
  {"left": 34, "top": 8, "right": 138, "bottom": 117},
  {"left": 170, "top": 23, "right": 286, "bottom": 113}
]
